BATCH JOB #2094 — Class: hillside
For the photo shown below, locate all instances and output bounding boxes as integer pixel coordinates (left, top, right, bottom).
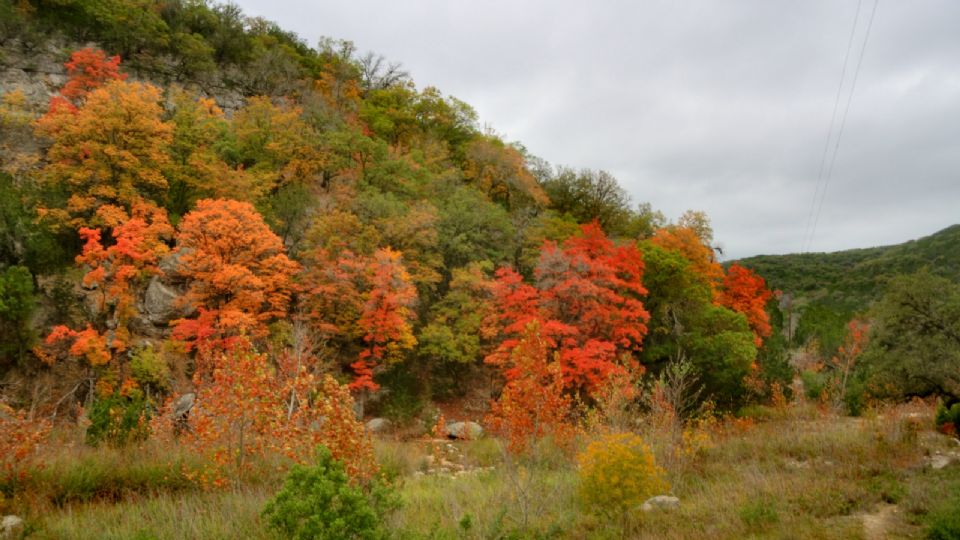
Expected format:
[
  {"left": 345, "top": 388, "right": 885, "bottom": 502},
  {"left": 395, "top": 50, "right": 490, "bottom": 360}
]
[{"left": 736, "top": 224, "right": 960, "bottom": 312}]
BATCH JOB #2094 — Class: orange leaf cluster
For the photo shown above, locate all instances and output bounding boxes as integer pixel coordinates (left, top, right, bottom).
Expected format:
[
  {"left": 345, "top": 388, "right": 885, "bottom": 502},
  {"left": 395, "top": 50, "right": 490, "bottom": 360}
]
[
  {"left": 60, "top": 48, "right": 127, "bottom": 103},
  {"left": 0, "top": 402, "right": 52, "bottom": 478},
  {"left": 485, "top": 322, "right": 577, "bottom": 454},
  {"left": 169, "top": 342, "right": 376, "bottom": 485},
  {"left": 172, "top": 199, "right": 299, "bottom": 359},
  {"left": 44, "top": 324, "right": 110, "bottom": 367},
  {"left": 352, "top": 247, "right": 417, "bottom": 391},
  {"left": 716, "top": 264, "right": 773, "bottom": 347}
]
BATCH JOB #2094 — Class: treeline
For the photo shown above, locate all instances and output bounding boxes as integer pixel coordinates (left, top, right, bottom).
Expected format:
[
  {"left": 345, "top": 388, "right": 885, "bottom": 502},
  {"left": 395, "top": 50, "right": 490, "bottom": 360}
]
[
  {"left": 0, "top": 0, "right": 954, "bottom": 457},
  {"left": 0, "top": 27, "right": 785, "bottom": 440},
  {"left": 736, "top": 225, "right": 960, "bottom": 370}
]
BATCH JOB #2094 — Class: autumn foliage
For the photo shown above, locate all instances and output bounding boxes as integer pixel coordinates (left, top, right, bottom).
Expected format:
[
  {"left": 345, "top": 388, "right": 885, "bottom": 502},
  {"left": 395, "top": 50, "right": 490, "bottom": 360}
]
[
  {"left": 162, "top": 341, "right": 376, "bottom": 486},
  {"left": 172, "top": 199, "right": 299, "bottom": 358},
  {"left": 485, "top": 322, "right": 577, "bottom": 454},
  {"left": 60, "top": 48, "right": 127, "bottom": 103},
  {"left": 577, "top": 432, "right": 669, "bottom": 519},
  {"left": 0, "top": 402, "right": 52, "bottom": 479},
  {"left": 650, "top": 226, "right": 724, "bottom": 292},
  {"left": 35, "top": 79, "right": 172, "bottom": 229},
  {"left": 487, "top": 223, "right": 649, "bottom": 394},
  {"left": 716, "top": 263, "right": 773, "bottom": 347},
  {"left": 352, "top": 247, "right": 417, "bottom": 391}
]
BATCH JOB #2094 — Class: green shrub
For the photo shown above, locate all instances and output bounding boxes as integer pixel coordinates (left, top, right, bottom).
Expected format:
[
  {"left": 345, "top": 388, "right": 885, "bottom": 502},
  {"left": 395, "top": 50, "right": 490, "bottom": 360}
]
[
  {"left": 926, "top": 495, "right": 960, "bottom": 540},
  {"left": 374, "top": 367, "right": 425, "bottom": 426},
  {"left": 843, "top": 376, "right": 867, "bottom": 416},
  {"left": 934, "top": 401, "right": 960, "bottom": 435},
  {"left": 739, "top": 499, "right": 779, "bottom": 530},
  {"left": 86, "top": 393, "right": 151, "bottom": 447},
  {"left": 801, "top": 370, "right": 827, "bottom": 400},
  {"left": 262, "top": 446, "right": 398, "bottom": 540},
  {"left": 130, "top": 347, "right": 171, "bottom": 394}
]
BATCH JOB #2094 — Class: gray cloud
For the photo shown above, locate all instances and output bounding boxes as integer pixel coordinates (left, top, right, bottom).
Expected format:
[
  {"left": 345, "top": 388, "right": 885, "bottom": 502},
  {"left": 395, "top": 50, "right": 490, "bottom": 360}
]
[{"left": 236, "top": 0, "right": 960, "bottom": 259}]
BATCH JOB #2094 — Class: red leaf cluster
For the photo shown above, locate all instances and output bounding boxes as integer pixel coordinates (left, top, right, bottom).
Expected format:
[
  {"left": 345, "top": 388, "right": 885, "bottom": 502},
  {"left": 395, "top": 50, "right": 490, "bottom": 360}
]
[{"left": 487, "top": 223, "right": 650, "bottom": 394}]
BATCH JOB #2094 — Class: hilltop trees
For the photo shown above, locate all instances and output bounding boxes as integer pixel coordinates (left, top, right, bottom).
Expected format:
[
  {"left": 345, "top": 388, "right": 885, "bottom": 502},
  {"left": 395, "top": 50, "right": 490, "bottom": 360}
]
[
  {"left": 861, "top": 271, "right": 960, "bottom": 401},
  {"left": 0, "top": 29, "right": 804, "bottom": 492}
]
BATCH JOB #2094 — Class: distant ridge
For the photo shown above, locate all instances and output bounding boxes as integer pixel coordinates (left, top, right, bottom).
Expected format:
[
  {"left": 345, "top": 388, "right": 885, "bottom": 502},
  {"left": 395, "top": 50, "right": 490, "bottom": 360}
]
[{"left": 734, "top": 224, "right": 960, "bottom": 311}]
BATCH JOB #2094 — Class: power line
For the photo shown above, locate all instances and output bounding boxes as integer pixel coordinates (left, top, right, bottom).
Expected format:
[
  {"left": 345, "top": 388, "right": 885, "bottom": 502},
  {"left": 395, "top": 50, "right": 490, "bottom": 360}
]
[
  {"left": 805, "top": 0, "right": 880, "bottom": 253},
  {"left": 801, "top": 0, "right": 863, "bottom": 253}
]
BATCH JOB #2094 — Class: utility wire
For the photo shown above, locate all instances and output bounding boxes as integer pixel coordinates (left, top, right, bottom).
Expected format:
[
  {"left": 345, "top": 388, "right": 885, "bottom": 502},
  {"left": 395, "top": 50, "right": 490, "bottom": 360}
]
[
  {"left": 801, "top": 0, "right": 863, "bottom": 253},
  {"left": 806, "top": 0, "right": 880, "bottom": 252}
]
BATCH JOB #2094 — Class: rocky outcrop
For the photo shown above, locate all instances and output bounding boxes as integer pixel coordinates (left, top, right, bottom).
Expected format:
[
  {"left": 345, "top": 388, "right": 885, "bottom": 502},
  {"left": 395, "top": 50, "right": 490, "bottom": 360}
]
[
  {"left": 446, "top": 421, "right": 483, "bottom": 440},
  {"left": 142, "top": 276, "right": 182, "bottom": 325}
]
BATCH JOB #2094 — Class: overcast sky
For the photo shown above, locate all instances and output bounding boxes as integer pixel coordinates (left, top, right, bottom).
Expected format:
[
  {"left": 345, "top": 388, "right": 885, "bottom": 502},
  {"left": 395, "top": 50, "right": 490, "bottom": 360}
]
[{"left": 235, "top": 0, "right": 959, "bottom": 259}]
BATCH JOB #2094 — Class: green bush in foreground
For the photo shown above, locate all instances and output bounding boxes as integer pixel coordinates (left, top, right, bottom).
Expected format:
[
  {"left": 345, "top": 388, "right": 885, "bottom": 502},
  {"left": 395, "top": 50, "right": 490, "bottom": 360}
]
[
  {"left": 927, "top": 500, "right": 960, "bottom": 540},
  {"left": 262, "top": 446, "right": 397, "bottom": 540}
]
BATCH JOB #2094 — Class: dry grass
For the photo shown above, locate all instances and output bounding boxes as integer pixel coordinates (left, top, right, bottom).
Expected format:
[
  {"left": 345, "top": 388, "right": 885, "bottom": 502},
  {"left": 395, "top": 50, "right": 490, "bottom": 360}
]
[{"left": 7, "top": 401, "right": 957, "bottom": 539}]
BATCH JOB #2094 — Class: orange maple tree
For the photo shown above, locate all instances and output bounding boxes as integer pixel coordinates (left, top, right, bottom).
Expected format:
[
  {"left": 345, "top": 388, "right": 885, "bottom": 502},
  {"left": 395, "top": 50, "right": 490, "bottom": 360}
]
[
  {"left": 715, "top": 264, "right": 773, "bottom": 347},
  {"left": 159, "top": 340, "right": 375, "bottom": 486},
  {"left": 351, "top": 247, "right": 417, "bottom": 392},
  {"left": 487, "top": 223, "right": 649, "bottom": 395},
  {"left": 0, "top": 402, "right": 52, "bottom": 480},
  {"left": 59, "top": 48, "right": 127, "bottom": 104},
  {"left": 485, "top": 321, "right": 576, "bottom": 454},
  {"left": 299, "top": 247, "right": 367, "bottom": 343},
  {"left": 171, "top": 199, "right": 299, "bottom": 362}
]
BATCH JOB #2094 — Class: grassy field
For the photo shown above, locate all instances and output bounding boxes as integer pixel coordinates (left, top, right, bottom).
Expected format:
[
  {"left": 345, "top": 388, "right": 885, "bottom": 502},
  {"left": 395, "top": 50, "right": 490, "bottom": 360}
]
[{"left": 4, "top": 402, "right": 959, "bottom": 539}]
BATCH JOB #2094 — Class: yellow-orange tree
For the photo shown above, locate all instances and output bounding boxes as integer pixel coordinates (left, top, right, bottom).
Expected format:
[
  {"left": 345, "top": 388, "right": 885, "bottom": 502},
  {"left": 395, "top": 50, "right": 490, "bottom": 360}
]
[
  {"left": 171, "top": 199, "right": 299, "bottom": 363},
  {"left": 161, "top": 341, "right": 376, "bottom": 486},
  {"left": 35, "top": 79, "right": 172, "bottom": 229}
]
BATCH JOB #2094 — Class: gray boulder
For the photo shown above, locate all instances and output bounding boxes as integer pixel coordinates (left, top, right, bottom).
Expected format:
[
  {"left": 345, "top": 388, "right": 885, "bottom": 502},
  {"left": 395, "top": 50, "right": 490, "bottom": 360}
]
[
  {"left": 366, "top": 418, "right": 392, "bottom": 433},
  {"left": 446, "top": 421, "right": 483, "bottom": 440},
  {"left": 142, "top": 276, "right": 182, "bottom": 324},
  {"left": 173, "top": 392, "right": 195, "bottom": 435},
  {"left": 1, "top": 515, "right": 23, "bottom": 539},
  {"left": 641, "top": 495, "right": 680, "bottom": 512},
  {"left": 174, "top": 393, "right": 196, "bottom": 418},
  {"left": 158, "top": 248, "right": 191, "bottom": 277}
]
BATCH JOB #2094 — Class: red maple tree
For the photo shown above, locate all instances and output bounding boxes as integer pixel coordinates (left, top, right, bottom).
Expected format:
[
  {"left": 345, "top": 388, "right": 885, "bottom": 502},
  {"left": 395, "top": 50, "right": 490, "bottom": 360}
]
[
  {"left": 486, "top": 223, "right": 650, "bottom": 395},
  {"left": 351, "top": 247, "right": 417, "bottom": 392},
  {"left": 715, "top": 264, "right": 773, "bottom": 347}
]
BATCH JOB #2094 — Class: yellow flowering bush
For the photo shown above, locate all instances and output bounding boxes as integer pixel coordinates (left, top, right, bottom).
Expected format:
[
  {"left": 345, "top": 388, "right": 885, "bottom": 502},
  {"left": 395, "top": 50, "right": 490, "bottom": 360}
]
[{"left": 577, "top": 432, "right": 669, "bottom": 518}]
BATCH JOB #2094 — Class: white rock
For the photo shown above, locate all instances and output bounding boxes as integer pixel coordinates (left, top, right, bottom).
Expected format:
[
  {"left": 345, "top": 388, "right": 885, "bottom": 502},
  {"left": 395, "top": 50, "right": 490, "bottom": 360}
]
[
  {"left": 641, "top": 495, "right": 680, "bottom": 512},
  {"left": 446, "top": 421, "right": 483, "bottom": 440},
  {"left": 1, "top": 515, "right": 23, "bottom": 539},
  {"left": 365, "top": 418, "right": 392, "bottom": 433}
]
